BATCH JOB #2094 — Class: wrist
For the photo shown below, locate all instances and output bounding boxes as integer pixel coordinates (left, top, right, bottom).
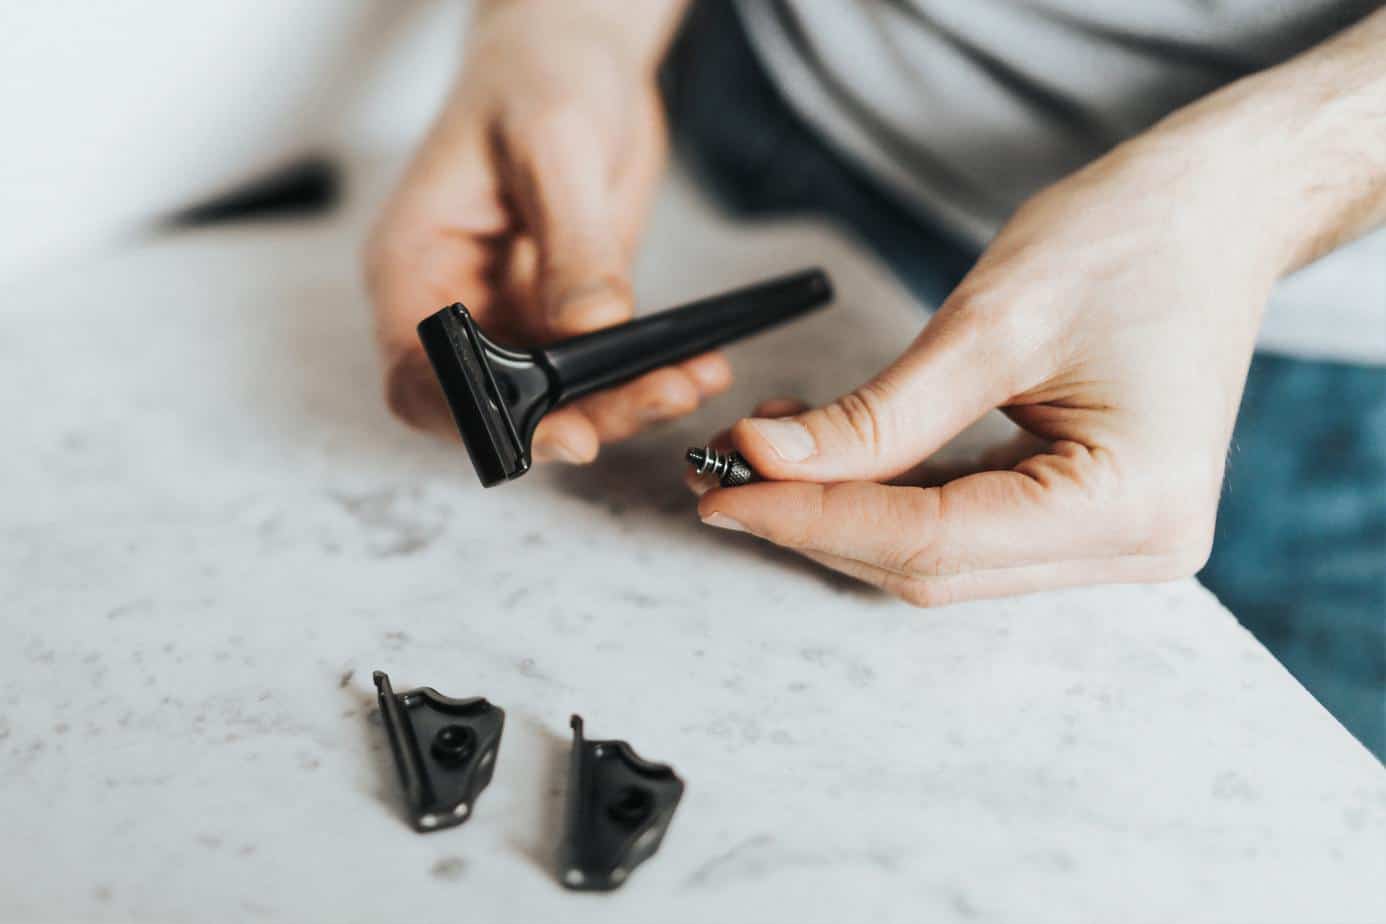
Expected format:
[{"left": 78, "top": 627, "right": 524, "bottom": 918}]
[
  {"left": 1138, "top": 11, "right": 1386, "bottom": 279},
  {"left": 1110, "top": 114, "right": 1289, "bottom": 288}
]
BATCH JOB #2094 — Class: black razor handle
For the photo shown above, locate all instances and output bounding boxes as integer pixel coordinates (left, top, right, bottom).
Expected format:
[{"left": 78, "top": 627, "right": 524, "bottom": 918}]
[
  {"left": 543, "top": 268, "right": 832, "bottom": 402},
  {"left": 417, "top": 268, "right": 834, "bottom": 487}
]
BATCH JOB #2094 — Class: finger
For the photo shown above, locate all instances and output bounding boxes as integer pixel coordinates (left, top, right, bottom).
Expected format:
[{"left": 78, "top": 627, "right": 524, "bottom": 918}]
[
  {"left": 888, "top": 428, "right": 1051, "bottom": 488},
  {"left": 561, "top": 353, "right": 731, "bottom": 444},
  {"left": 532, "top": 409, "right": 600, "bottom": 464},
  {"left": 370, "top": 227, "right": 502, "bottom": 438},
  {"left": 795, "top": 547, "right": 1184, "bottom": 607},
  {"left": 679, "top": 352, "right": 735, "bottom": 397},
  {"left": 890, "top": 554, "right": 1184, "bottom": 605},
  {"left": 684, "top": 397, "right": 810, "bottom": 495},
  {"left": 535, "top": 353, "right": 732, "bottom": 464},
  {"left": 367, "top": 128, "right": 511, "bottom": 435},
  {"left": 567, "top": 366, "right": 703, "bottom": 444},
  {"left": 500, "top": 110, "right": 633, "bottom": 338},
  {"left": 692, "top": 398, "right": 810, "bottom": 459},
  {"left": 698, "top": 441, "right": 1132, "bottom": 575},
  {"left": 381, "top": 346, "right": 456, "bottom": 439},
  {"left": 728, "top": 305, "right": 1026, "bottom": 482}
]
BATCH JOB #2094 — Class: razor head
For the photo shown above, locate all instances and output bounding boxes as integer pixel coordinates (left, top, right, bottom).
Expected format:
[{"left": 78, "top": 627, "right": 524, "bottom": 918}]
[{"left": 417, "top": 304, "right": 555, "bottom": 487}]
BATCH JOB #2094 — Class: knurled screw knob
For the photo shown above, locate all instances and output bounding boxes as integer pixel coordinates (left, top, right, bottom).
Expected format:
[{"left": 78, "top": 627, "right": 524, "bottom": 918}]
[{"left": 686, "top": 447, "right": 757, "bottom": 487}]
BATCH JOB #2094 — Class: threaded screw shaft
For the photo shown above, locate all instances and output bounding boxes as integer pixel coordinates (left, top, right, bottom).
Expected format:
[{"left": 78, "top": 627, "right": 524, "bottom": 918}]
[{"left": 686, "top": 447, "right": 757, "bottom": 487}]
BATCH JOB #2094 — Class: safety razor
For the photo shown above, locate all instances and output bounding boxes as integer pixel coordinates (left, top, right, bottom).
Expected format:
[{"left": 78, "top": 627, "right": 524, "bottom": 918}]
[{"left": 417, "top": 268, "right": 833, "bottom": 487}]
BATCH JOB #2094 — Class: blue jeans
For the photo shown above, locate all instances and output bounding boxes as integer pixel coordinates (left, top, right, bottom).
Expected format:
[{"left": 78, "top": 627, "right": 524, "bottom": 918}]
[{"left": 664, "top": 0, "right": 1386, "bottom": 759}]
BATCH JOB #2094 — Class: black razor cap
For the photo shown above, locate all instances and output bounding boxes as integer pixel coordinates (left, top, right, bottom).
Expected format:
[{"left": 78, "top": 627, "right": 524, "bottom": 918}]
[
  {"left": 417, "top": 268, "right": 833, "bottom": 488},
  {"left": 559, "top": 715, "right": 684, "bottom": 891},
  {"left": 372, "top": 671, "right": 506, "bottom": 833}
]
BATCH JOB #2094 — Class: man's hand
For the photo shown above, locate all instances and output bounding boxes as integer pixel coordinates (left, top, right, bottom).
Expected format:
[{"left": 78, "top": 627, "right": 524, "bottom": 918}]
[
  {"left": 365, "top": 0, "right": 723, "bottom": 464},
  {"left": 692, "top": 10, "right": 1386, "bottom": 605}
]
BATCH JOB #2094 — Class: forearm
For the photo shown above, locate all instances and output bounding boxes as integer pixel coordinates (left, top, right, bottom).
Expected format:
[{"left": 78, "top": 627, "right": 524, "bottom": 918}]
[
  {"left": 472, "top": 0, "right": 691, "bottom": 73},
  {"left": 1138, "top": 8, "right": 1386, "bottom": 277}
]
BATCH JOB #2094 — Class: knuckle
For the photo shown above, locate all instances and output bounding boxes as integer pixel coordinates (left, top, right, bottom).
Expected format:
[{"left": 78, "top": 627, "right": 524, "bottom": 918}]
[
  {"left": 816, "top": 482, "right": 891, "bottom": 556},
  {"left": 775, "top": 485, "right": 829, "bottom": 550},
  {"left": 668, "top": 389, "right": 702, "bottom": 417},
  {"left": 646, "top": 371, "right": 700, "bottom": 417},
  {"left": 826, "top": 382, "right": 895, "bottom": 455},
  {"left": 896, "top": 490, "right": 949, "bottom": 575},
  {"left": 1028, "top": 441, "right": 1118, "bottom": 509}
]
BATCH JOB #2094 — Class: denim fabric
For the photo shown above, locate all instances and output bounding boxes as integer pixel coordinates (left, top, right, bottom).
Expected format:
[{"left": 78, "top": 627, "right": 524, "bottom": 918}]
[
  {"left": 1203, "top": 355, "right": 1386, "bottom": 758},
  {"left": 664, "top": 0, "right": 1386, "bottom": 759},
  {"left": 661, "top": 0, "right": 979, "bottom": 307}
]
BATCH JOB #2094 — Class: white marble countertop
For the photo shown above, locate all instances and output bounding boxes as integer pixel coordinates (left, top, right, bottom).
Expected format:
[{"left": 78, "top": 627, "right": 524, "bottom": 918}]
[{"left": 2, "top": 163, "right": 1383, "bottom": 923}]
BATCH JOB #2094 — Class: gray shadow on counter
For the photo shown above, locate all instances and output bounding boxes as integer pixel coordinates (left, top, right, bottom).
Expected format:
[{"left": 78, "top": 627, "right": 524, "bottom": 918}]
[
  {"left": 507, "top": 712, "right": 571, "bottom": 880},
  {"left": 346, "top": 683, "right": 415, "bottom": 829},
  {"left": 547, "top": 434, "right": 882, "bottom": 601}
]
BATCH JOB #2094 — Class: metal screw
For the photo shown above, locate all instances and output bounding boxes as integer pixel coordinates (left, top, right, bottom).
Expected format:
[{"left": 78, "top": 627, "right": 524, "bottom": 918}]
[
  {"left": 606, "top": 785, "right": 654, "bottom": 829},
  {"left": 431, "top": 724, "right": 476, "bottom": 765},
  {"left": 686, "top": 447, "right": 757, "bottom": 487}
]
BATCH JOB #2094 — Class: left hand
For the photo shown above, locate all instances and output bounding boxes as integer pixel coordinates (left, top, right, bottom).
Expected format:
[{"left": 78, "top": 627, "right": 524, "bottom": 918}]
[
  {"left": 365, "top": 0, "right": 724, "bottom": 464},
  {"left": 689, "top": 132, "right": 1283, "bottom": 606}
]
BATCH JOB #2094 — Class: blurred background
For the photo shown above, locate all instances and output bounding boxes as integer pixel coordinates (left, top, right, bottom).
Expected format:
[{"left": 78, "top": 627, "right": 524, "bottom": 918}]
[
  {"left": 0, "top": 1, "right": 465, "bottom": 284},
  {"left": 2, "top": 0, "right": 1381, "bottom": 364}
]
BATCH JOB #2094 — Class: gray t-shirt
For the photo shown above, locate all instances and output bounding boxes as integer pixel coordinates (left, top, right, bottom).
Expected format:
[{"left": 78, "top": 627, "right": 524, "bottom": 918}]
[{"left": 735, "top": 0, "right": 1386, "bottom": 362}]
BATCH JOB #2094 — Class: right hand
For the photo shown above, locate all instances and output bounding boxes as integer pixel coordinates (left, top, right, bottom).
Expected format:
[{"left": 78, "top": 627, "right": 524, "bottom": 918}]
[{"left": 365, "top": 2, "right": 728, "bottom": 463}]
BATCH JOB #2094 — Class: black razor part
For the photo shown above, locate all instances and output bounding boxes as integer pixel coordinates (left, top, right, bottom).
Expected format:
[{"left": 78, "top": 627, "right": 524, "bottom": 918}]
[
  {"left": 558, "top": 715, "right": 684, "bottom": 891},
  {"left": 372, "top": 671, "right": 505, "bottom": 833},
  {"left": 686, "top": 447, "right": 757, "bottom": 487},
  {"left": 417, "top": 267, "right": 833, "bottom": 487}
]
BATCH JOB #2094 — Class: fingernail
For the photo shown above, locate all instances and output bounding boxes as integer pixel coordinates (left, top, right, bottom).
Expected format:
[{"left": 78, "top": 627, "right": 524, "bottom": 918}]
[
  {"left": 748, "top": 418, "right": 815, "bottom": 462},
  {"left": 701, "top": 512, "right": 745, "bottom": 532}
]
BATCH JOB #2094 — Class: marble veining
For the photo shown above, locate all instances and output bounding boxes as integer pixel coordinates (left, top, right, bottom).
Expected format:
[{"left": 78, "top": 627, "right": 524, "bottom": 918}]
[{"left": 1, "top": 163, "right": 1382, "bottom": 923}]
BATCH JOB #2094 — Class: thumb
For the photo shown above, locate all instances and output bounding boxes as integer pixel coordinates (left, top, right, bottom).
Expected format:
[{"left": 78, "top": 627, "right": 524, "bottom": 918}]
[
  {"left": 504, "top": 112, "right": 633, "bottom": 339},
  {"left": 730, "top": 311, "right": 1016, "bottom": 482}
]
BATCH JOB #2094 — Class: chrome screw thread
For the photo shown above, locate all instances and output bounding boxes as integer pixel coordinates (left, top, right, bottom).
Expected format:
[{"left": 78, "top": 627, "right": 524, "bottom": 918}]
[{"left": 685, "top": 447, "right": 757, "bottom": 487}]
